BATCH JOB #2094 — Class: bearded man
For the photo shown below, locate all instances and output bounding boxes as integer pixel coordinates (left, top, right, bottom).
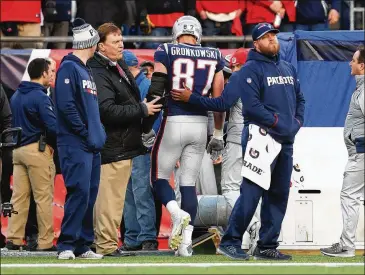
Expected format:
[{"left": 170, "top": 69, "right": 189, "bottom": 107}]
[{"left": 171, "top": 22, "right": 305, "bottom": 261}]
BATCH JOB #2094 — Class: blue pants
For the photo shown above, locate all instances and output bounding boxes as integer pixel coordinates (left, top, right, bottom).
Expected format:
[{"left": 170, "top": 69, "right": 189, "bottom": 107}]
[
  {"left": 57, "top": 146, "right": 101, "bottom": 255},
  {"left": 123, "top": 153, "right": 157, "bottom": 246},
  {"left": 221, "top": 127, "right": 293, "bottom": 249}
]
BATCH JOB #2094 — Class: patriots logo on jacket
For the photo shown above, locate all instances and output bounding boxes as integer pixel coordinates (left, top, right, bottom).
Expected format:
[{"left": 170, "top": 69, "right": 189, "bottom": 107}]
[
  {"left": 82, "top": 80, "right": 97, "bottom": 95},
  {"left": 267, "top": 76, "right": 294, "bottom": 87}
]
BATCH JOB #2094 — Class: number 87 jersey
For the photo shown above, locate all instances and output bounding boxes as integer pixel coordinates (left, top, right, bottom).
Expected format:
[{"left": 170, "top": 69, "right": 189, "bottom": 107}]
[{"left": 154, "top": 42, "right": 225, "bottom": 117}]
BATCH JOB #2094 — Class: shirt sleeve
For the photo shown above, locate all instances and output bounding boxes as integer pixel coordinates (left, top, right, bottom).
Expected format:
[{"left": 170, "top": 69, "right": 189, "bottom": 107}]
[
  {"left": 154, "top": 43, "right": 170, "bottom": 67},
  {"left": 215, "top": 50, "right": 225, "bottom": 73}
]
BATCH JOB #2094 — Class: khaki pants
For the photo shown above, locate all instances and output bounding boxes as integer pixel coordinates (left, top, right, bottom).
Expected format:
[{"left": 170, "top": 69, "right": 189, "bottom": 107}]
[
  {"left": 7, "top": 143, "right": 55, "bottom": 249},
  {"left": 94, "top": 159, "right": 132, "bottom": 255}
]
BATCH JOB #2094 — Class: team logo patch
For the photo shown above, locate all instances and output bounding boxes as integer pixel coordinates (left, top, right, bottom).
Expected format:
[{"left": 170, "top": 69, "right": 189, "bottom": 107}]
[
  {"left": 156, "top": 46, "right": 164, "bottom": 52},
  {"left": 247, "top": 78, "right": 252, "bottom": 84},
  {"left": 249, "top": 148, "right": 260, "bottom": 159},
  {"left": 64, "top": 78, "right": 70, "bottom": 84},
  {"left": 259, "top": 127, "right": 267, "bottom": 136},
  {"left": 231, "top": 57, "right": 237, "bottom": 63}
]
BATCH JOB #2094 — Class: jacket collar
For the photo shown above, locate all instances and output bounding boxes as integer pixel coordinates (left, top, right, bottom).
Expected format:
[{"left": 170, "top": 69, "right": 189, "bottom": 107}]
[{"left": 355, "top": 75, "right": 364, "bottom": 89}]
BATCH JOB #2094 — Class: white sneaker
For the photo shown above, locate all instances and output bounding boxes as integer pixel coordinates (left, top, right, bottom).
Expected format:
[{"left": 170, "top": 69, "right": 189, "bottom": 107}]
[
  {"left": 169, "top": 210, "right": 191, "bottom": 250},
  {"left": 77, "top": 250, "right": 104, "bottom": 259},
  {"left": 247, "top": 221, "right": 260, "bottom": 256},
  {"left": 58, "top": 250, "right": 76, "bottom": 260}
]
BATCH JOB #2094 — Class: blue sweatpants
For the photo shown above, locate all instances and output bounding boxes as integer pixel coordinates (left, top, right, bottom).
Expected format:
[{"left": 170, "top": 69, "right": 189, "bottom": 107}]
[
  {"left": 221, "top": 127, "right": 293, "bottom": 249},
  {"left": 57, "top": 146, "right": 101, "bottom": 255}
]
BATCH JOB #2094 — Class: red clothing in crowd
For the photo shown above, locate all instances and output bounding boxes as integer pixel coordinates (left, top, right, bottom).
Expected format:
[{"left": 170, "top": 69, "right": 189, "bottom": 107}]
[
  {"left": 196, "top": 0, "right": 245, "bottom": 14},
  {"left": 0, "top": 0, "right": 41, "bottom": 23},
  {"left": 149, "top": 13, "right": 184, "bottom": 28},
  {"left": 246, "top": 1, "right": 295, "bottom": 25}
]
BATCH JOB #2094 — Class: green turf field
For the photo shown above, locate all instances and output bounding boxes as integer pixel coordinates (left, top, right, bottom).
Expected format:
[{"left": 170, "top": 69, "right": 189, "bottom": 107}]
[{"left": 1, "top": 255, "right": 364, "bottom": 274}]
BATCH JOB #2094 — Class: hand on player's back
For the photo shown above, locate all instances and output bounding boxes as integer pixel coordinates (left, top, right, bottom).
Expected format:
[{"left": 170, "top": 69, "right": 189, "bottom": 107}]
[
  {"left": 143, "top": 97, "right": 163, "bottom": 116},
  {"left": 171, "top": 83, "right": 192, "bottom": 102}
]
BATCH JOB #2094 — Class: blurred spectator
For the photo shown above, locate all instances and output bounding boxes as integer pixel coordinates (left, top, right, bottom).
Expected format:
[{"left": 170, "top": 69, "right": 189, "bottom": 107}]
[
  {"left": 278, "top": 1, "right": 296, "bottom": 32},
  {"left": 6, "top": 58, "right": 57, "bottom": 251},
  {"left": 137, "top": 0, "right": 196, "bottom": 49},
  {"left": 244, "top": 1, "right": 296, "bottom": 48},
  {"left": 121, "top": 50, "right": 160, "bottom": 252},
  {"left": 196, "top": 0, "right": 245, "bottom": 48},
  {"left": 338, "top": 0, "right": 350, "bottom": 30},
  {"left": 119, "top": 1, "right": 142, "bottom": 49},
  {"left": 0, "top": 0, "right": 42, "bottom": 49},
  {"left": 76, "top": 0, "right": 122, "bottom": 29},
  {"left": 296, "top": 0, "right": 340, "bottom": 31},
  {"left": 139, "top": 60, "right": 154, "bottom": 80},
  {"left": 42, "top": 0, "right": 72, "bottom": 49}
]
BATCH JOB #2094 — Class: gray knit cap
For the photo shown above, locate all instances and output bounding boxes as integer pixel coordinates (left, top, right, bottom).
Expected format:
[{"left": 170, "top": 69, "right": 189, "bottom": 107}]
[{"left": 72, "top": 18, "right": 99, "bottom": 50}]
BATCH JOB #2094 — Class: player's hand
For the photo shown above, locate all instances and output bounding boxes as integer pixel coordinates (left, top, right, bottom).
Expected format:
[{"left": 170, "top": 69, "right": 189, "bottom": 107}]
[
  {"left": 142, "top": 129, "right": 156, "bottom": 148},
  {"left": 171, "top": 83, "right": 192, "bottom": 102},
  {"left": 328, "top": 9, "right": 340, "bottom": 25},
  {"left": 143, "top": 97, "right": 162, "bottom": 116},
  {"left": 269, "top": 1, "right": 282, "bottom": 14},
  {"left": 207, "top": 137, "right": 224, "bottom": 161}
]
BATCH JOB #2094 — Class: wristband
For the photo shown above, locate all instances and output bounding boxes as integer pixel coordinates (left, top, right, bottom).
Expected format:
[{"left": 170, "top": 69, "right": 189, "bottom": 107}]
[{"left": 213, "top": 128, "right": 224, "bottom": 140}]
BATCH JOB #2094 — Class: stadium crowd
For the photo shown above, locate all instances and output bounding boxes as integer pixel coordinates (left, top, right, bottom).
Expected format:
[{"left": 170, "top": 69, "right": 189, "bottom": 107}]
[{"left": 0, "top": 0, "right": 354, "bottom": 50}]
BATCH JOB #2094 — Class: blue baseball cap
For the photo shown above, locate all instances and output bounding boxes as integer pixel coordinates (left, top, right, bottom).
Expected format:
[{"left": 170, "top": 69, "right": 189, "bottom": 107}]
[
  {"left": 252, "top": 23, "right": 279, "bottom": 41},
  {"left": 122, "top": 50, "right": 138, "bottom": 66}
]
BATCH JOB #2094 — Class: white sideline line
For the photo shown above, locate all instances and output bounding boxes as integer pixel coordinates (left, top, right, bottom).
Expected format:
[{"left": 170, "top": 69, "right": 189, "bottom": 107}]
[{"left": 1, "top": 263, "right": 364, "bottom": 268}]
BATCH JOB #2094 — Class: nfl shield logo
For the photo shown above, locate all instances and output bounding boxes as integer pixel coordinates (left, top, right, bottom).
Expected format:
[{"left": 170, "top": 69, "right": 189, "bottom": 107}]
[
  {"left": 247, "top": 78, "right": 252, "bottom": 84},
  {"left": 65, "top": 78, "right": 70, "bottom": 84}
]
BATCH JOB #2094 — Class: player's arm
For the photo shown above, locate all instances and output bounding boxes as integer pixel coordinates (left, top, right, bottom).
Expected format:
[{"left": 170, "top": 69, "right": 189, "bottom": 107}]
[
  {"left": 145, "top": 62, "right": 168, "bottom": 102},
  {"left": 211, "top": 70, "right": 225, "bottom": 141},
  {"left": 289, "top": 65, "right": 305, "bottom": 126},
  {"left": 171, "top": 72, "right": 240, "bottom": 112},
  {"left": 142, "top": 44, "right": 169, "bottom": 134}
]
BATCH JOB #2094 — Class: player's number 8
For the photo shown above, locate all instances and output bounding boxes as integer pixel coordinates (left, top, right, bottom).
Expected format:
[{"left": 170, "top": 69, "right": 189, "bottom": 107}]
[{"left": 172, "top": 58, "right": 217, "bottom": 96}]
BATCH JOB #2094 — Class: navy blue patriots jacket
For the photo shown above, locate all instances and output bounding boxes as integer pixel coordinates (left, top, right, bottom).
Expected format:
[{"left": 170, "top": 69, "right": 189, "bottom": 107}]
[
  {"left": 10, "top": 81, "right": 57, "bottom": 147},
  {"left": 154, "top": 42, "right": 225, "bottom": 116},
  {"left": 54, "top": 53, "right": 106, "bottom": 152},
  {"left": 188, "top": 49, "right": 305, "bottom": 144}
]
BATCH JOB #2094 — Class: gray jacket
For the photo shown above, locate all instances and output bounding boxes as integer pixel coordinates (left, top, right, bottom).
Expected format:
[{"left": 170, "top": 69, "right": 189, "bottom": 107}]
[
  {"left": 344, "top": 75, "right": 364, "bottom": 156},
  {"left": 226, "top": 99, "right": 244, "bottom": 145}
]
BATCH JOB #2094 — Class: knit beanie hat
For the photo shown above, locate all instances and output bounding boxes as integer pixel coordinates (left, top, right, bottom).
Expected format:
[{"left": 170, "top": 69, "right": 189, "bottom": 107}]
[{"left": 72, "top": 18, "right": 99, "bottom": 50}]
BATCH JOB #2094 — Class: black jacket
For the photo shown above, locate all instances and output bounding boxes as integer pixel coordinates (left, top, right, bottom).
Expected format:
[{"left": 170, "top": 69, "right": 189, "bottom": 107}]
[
  {"left": 0, "top": 84, "right": 12, "bottom": 156},
  {"left": 88, "top": 52, "right": 148, "bottom": 164},
  {"left": 136, "top": 0, "right": 196, "bottom": 15}
]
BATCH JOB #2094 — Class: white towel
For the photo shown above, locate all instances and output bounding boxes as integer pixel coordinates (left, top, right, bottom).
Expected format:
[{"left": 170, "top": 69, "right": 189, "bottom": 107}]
[{"left": 241, "top": 124, "right": 282, "bottom": 190}]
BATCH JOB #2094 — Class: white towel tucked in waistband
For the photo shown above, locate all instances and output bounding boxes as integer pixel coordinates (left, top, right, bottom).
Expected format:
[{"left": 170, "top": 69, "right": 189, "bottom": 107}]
[{"left": 241, "top": 124, "right": 282, "bottom": 190}]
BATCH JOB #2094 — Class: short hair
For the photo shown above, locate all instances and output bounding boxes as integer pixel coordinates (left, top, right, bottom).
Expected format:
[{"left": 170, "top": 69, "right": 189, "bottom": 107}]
[
  {"left": 97, "top": 23, "right": 121, "bottom": 45},
  {"left": 27, "top": 58, "right": 51, "bottom": 80},
  {"left": 357, "top": 45, "right": 365, "bottom": 64}
]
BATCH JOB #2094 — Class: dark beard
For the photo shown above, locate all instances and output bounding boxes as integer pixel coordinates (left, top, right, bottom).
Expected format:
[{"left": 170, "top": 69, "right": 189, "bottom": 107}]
[{"left": 260, "top": 44, "right": 280, "bottom": 57}]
